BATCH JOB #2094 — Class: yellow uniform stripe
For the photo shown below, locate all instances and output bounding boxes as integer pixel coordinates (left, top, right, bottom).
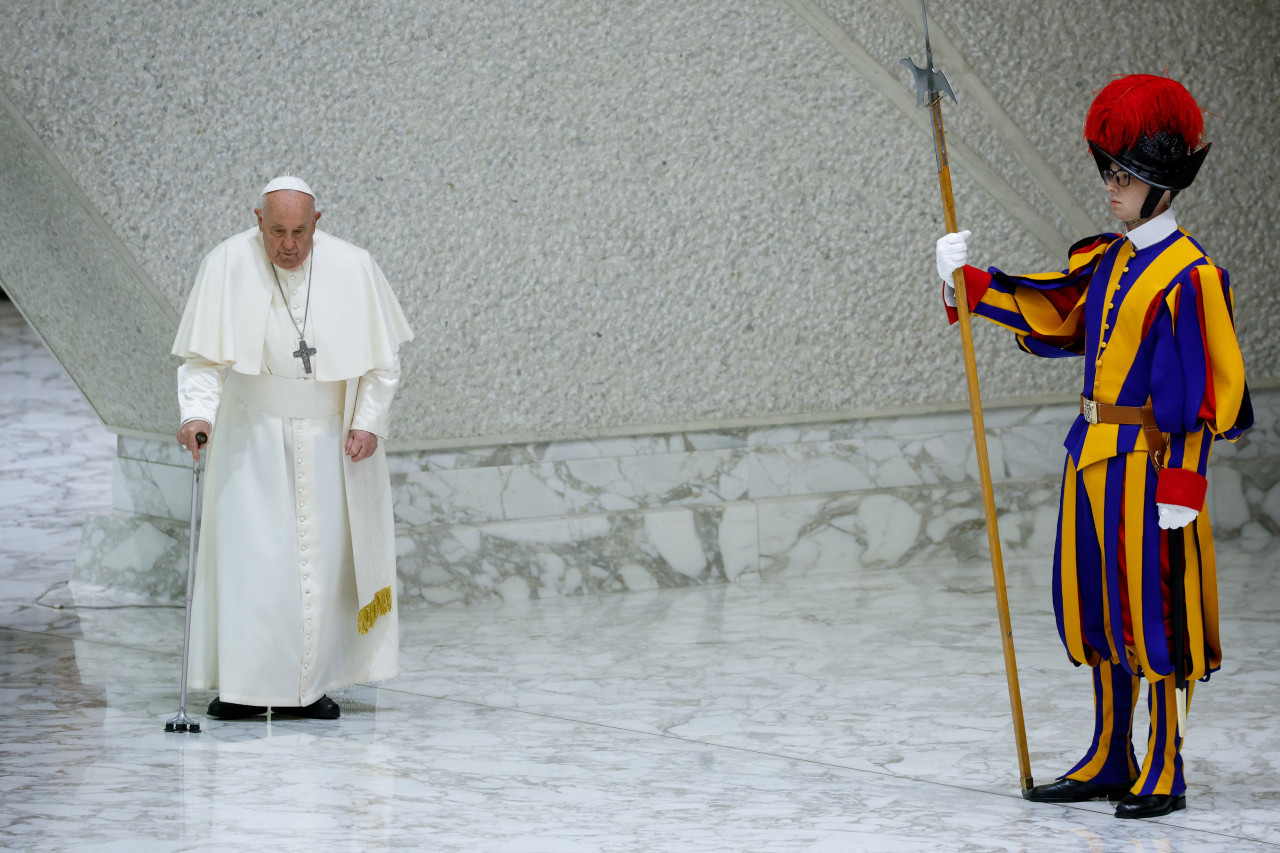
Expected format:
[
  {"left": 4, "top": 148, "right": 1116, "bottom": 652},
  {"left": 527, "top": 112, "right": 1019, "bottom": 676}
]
[
  {"left": 1136, "top": 675, "right": 1194, "bottom": 794},
  {"left": 978, "top": 287, "right": 1087, "bottom": 338},
  {"left": 1123, "top": 457, "right": 1152, "bottom": 675},
  {"left": 1195, "top": 264, "right": 1248, "bottom": 432},
  {"left": 1098, "top": 239, "right": 1195, "bottom": 399},
  {"left": 1179, "top": 429, "right": 1205, "bottom": 472},
  {"left": 1081, "top": 461, "right": 1121, "bottom": 663},
  {"left": 1068, "top": 664, "right": 1115, "bottom": 780},
  {"left": 1059, "top": 458, "right": 1087, "bottom": 663},
  {"left": 1197, "top": 511, "right": 1223, "bottom": 677},
  {"left": 1080, "top": 424, "right": 1120, "bottom": 477},
  {"left": 1091, "top": 243, "right": 1136, "bottom": 404}
]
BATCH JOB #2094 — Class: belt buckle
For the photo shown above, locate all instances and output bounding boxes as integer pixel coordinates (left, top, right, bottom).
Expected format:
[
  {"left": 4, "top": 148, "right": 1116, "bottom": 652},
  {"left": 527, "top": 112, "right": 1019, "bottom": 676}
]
[{"left": 1082, "top": 397, "right": 1100, "bottom": 424}]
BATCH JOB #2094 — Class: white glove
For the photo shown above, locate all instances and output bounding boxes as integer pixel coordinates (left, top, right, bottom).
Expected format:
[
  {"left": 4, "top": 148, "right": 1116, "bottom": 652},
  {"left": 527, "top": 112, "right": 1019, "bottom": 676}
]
[
  {"left": 936, "top": 230, "right": 970, "bottom": 281},
  {"left": 936, "top": 230, "right": 970, "bottom": 307},
  {"left": 1157, "top": 503, "right": 1198, "bottom": 530}
]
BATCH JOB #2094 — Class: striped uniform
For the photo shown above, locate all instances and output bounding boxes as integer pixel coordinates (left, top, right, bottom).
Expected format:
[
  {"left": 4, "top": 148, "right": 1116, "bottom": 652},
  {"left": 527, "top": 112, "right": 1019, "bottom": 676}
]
[{"left": 949, "top": 223, "right": 1251, "bottom": 796}]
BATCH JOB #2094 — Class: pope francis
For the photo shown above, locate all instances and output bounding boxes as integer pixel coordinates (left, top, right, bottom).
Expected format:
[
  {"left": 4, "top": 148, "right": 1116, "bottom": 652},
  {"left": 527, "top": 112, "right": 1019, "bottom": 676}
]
[{"left": 172, "top": 176, "right": 413, "bottom": 720}]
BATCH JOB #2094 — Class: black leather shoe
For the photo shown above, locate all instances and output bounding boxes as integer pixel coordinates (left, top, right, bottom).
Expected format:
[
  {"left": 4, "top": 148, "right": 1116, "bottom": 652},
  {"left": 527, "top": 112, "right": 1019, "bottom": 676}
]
[
  {"left": 1023, "top": 778, "right": 1133, "bottom": 803},
  {"left": 1114, "top": 793, "right": 1186, "bottom": 819},
  {"left": 207, "top": 697, "right": 267, "bottom": 719},
  {"left": 272, "top": 695, "right": 341, "bottom": 720}
]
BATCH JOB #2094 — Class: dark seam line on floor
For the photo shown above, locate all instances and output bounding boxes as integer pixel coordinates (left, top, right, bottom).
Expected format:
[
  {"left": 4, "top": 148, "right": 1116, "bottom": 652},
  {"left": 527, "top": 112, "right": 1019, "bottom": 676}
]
[{"left": 365, "top": 682, "right": 1278, "bottom": 847}]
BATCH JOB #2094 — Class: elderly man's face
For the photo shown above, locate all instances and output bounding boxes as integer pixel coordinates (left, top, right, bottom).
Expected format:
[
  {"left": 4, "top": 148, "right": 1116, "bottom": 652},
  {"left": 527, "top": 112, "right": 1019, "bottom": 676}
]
[{"left": 255, "top": 190, "right": 321, "bottom": 270}]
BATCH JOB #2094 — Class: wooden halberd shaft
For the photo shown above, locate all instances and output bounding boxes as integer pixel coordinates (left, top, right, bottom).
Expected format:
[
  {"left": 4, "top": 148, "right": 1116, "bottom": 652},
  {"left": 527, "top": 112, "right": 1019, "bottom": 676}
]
[{"left": 929, "top": 91, "right": 1034, "bottom": 792}]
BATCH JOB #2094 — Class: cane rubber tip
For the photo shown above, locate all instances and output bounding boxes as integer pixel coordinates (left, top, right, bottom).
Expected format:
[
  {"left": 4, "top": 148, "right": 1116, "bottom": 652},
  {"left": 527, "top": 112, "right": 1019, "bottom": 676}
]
[
  {"left": 164, "top": 723, "right": 175, "bottom": 732},
  {"left": 189, "top": 723, "right": 201, "bottom": 733}
]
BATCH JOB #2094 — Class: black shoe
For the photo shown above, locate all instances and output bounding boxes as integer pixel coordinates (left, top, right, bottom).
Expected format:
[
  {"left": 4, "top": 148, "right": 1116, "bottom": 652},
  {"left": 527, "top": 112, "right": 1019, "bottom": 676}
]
[
  {"left": 207, "top": 697, "right": 267, "bottom": 720},
  {"left": 272, "top": 695, "right": 341, "bottom": 720},
  {"left": 1023, "top": 778, "right": 1133, "bottom": 803},
  {"left": 1114, "top": 793, "right": 1186, "bottom": 819}
]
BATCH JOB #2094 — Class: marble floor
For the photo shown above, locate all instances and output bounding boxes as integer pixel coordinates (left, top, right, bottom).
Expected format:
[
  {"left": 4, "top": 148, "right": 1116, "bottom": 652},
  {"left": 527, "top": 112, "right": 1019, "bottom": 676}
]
[{"left": 2, "top": 296, "right": 1279, "bottom": 853}]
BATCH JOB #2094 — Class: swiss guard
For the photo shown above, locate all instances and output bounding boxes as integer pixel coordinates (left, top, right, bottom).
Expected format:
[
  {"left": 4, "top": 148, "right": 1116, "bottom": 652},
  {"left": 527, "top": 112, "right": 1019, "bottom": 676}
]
[{"left": 934, "top": 74, "right": 1253, "bottom": 819}]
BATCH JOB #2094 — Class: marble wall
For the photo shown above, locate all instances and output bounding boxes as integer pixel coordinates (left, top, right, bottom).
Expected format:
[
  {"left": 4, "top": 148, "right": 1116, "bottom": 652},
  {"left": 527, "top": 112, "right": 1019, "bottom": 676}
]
[
  {"left": 2, "top": 2, "right": 1278, "bottom": 444},
  {"left": 76, "top": 388, "right": 1280, "bottom": 608}
]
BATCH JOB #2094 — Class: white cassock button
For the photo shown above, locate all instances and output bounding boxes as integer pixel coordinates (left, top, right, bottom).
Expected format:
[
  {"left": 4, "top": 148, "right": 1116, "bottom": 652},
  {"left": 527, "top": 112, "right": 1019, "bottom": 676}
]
[
  {"left": 296, "top": 457, "right": 303, "bottom": 464},
  {"left": 301, "top": 546, "right": 307, "bottom": 551},
  {"left": 300, "top": 517, "right": 306, "bottom": 523}
]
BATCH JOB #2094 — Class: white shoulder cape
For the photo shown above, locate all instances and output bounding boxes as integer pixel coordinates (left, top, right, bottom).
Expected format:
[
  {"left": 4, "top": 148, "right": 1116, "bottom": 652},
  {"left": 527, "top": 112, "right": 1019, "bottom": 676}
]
[{"left": 172, "top": 227, "right": 413, "bottom": 378}]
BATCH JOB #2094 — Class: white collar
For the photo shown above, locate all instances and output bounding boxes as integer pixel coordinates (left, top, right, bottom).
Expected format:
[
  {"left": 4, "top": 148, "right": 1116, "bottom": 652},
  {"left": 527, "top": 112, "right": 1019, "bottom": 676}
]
[{"left": 1126, "top": 208, "right": 1179, "bottom": 250}]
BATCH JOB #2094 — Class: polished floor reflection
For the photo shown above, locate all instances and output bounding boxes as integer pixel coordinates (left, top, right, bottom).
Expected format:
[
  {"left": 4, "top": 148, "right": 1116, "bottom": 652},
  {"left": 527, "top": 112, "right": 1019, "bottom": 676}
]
[{"left": 3, "top": 299, "right": 1279, "bottom": 852}]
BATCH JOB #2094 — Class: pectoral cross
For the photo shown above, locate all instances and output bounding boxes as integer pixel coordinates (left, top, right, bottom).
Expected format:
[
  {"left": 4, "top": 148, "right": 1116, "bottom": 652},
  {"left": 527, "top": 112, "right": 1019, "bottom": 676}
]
[{"left": 293, "top": 338, "right": 317, "bottom": 374}]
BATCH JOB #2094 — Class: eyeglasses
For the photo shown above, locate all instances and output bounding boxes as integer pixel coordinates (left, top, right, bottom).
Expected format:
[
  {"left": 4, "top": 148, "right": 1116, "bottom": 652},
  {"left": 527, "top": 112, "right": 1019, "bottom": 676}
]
[{"left": 1102, "top": 169, "right": 1132, "bottom": 188}]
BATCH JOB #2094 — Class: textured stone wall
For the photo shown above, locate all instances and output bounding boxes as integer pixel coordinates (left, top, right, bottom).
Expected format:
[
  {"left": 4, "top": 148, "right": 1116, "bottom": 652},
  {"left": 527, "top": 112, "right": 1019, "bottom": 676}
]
[{"left": 1, "top": 1, "right": 1276, "bottom": 443}]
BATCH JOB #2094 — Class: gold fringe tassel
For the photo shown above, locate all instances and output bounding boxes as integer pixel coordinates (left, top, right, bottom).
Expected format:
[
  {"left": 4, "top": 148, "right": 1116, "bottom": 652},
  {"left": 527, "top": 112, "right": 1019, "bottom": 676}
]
[{"left": 357, "top": 586, "right": 393, "bottom": 634}]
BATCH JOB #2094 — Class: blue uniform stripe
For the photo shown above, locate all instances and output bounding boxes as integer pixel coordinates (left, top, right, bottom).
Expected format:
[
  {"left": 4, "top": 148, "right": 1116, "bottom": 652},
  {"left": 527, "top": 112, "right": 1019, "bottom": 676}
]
[{"left": 1103, "top": 458, "right": 1128, "bottom": 670}]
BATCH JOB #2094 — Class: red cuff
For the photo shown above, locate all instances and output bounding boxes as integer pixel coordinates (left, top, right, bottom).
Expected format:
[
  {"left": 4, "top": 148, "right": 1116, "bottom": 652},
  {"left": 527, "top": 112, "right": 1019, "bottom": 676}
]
[
  {"left": 1156, "top": 467, "right": 1207, "bottom": 511},
  {"left": 945, "top": 266, "right": 993, "bottom": 325}
]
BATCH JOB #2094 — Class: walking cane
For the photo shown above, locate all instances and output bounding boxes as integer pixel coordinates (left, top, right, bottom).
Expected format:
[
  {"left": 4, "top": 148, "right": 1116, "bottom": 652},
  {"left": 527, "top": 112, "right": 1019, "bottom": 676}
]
[
  {"left": 165, "top": 431, "right": 207, "bottom": 734},
  {"left": 901, "top": 1, "right": 1033, "bottom": 792}
]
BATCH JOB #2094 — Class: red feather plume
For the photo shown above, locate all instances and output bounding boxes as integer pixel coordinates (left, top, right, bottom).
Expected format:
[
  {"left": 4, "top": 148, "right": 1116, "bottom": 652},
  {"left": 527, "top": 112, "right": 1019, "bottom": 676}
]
[{"left": 1084, "top": 74, "right": 1205, "bottom": 153}]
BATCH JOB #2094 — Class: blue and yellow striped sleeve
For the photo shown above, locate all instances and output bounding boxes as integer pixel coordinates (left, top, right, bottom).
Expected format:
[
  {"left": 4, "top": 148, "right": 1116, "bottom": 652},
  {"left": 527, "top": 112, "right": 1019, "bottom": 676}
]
[
  {"left": 1152, "top": 263, "right": 1252, "bottom": 509},
  {"left": 946, "top": 235, "right": 1114, "bottom": 358}
]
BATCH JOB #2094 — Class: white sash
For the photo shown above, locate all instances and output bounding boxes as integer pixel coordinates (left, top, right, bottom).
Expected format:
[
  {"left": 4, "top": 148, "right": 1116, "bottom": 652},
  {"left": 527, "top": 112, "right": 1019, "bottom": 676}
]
[{"left": 226, "top": 371, "right": 344, "bottom": 420}]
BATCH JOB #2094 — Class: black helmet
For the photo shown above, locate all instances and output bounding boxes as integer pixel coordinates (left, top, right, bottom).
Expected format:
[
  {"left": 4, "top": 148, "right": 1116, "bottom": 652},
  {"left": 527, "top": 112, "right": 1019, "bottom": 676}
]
[{"left": 1085, "top": 75, "right": 1211, "bottom": 219}]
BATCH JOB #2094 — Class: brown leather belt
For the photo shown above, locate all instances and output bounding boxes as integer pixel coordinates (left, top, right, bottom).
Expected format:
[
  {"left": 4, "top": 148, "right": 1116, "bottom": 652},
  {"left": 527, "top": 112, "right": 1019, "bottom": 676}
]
[{"left": 1080, "top": 396, "right": 1168, "bottom": 470}]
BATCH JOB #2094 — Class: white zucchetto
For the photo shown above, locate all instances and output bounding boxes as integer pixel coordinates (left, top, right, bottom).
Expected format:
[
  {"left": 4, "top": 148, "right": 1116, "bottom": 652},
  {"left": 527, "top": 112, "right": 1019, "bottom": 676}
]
[{"left": 260, "top": 175, "right": 315, "bottom": 199}]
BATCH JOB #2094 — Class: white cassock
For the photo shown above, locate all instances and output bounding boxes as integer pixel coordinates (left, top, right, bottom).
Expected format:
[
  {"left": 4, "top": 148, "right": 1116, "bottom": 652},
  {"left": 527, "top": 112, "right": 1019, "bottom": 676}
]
[{"left": 172, "top": 227, "right": 413, "bottom": 706}]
